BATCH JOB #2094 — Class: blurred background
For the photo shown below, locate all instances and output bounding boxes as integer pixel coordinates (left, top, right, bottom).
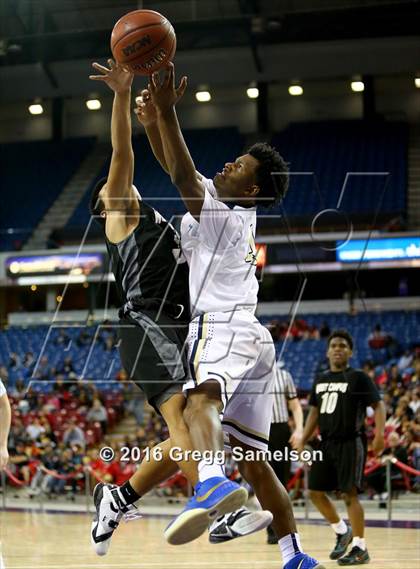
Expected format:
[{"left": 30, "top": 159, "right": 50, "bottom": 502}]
[{"left": 0, "top": 0, "right": 418, "bottom": 511}]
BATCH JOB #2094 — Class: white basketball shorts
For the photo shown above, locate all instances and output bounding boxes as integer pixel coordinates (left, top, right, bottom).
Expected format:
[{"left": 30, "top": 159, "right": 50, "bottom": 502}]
[{"left": 183, "top": 309, "right": 276, "bottom": 451}]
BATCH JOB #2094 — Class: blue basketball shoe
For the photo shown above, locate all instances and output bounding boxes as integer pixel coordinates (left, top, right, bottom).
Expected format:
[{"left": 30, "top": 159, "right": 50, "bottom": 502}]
[
  {"left": 283, "top": 553, "right": 326, "bottom": 569},
  {"left": 164, "top": 476, "right": 248, "bottom": 545}
]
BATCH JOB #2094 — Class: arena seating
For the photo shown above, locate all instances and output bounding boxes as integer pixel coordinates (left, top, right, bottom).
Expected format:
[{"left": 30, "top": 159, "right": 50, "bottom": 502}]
[
  {"left": 66, "top": 126, "right": 244, "bottom": 231},
  {"left": 1, "top": 310, "right": 419, "bottom": 392},
  {"left": 271, "top": 120, "right": 408, "bottom": 218},
  {"left": 0, "top": 137, "right": 95, "bottom": 251}
]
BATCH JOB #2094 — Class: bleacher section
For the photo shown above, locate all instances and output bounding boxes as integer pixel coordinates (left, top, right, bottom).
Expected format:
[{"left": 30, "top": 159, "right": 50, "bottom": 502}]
[
  {"left": 0, "top": 137, "right": 95, "bottom": 251},
  {"left": 2, "top": 310, "right": 419, "bottom": 393},
  {"left": 67, "top": 127, "right": 244, "bottom": 231},
  {"left": 271, "top": 120, "right": 408, "bottom": 218}
]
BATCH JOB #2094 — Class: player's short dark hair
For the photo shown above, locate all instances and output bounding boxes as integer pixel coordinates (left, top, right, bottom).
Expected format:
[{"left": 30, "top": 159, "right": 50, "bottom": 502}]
[
  {"left": 327, "top": 329, "right": 354, "bottom": 350},
  {"left": 247, "top": 142, "right": 289, "bottom": 208},
  {"left": 89, "top": 177, "right": 107, "bottom": 217}
]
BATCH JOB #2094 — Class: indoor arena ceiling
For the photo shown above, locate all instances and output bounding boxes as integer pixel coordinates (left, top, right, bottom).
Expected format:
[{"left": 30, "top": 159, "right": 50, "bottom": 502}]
[{"left": 0, "top": 0, "right": 419, "bottom": 101}]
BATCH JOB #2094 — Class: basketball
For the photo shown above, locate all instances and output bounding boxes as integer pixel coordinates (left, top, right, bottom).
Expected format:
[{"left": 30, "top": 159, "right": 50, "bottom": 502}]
[{"left": 111, "top": 9, "right": 176, "bottom": 76}]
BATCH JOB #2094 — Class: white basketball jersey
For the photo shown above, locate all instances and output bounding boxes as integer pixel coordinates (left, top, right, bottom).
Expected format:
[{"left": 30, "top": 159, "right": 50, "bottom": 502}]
[
  {"left": 0, "top": 379, "right": 6, "bottom": 397},
  {"left": 180, "top": 176, "right": 259, "bottom": 318}
]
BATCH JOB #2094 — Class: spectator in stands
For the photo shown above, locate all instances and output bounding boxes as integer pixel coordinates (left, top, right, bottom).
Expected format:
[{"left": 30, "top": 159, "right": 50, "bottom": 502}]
[
  {"left": 368, "top": 324, "right": 389, "bottom": 350},
  {"left": 63, "top": 419, "right": 86, "bottom": 449},
  {"left": 23, "top": 352, "right": 35, "bottom": 373},
  {"left": 55, "top": 329, "right": 70, "bottom": 347},
  {"left": 398, "top": 349, "right": 413, "bottom": 373},
  {"left": 9, "top": 441, "right": 31, "bottom": 484},
  {"left": 8, "top": 352, "right": 20, "bottom": 369},
  {"left": 46, "top": 448, "right": 75, "bottom": 496},
  {"left": 33, "top": 355, "right": 51, "bottom": 381},
  {"left": 10, "top": 378, "right": 26, "bottom": 398},
  {"left": 69, "top": 378, "right": 96, "bottom": 407},
  {"left": 409, "top": 388, "right": 420, "bottom": 415},
  {"left": 77, "top": 329, "right": 92, "bottom": 347},
  {"left": 366, "top": 432, "right": 408, "bottom": 502},
  {"left": 319, "top": 321, "right": 331, "bottom": 339},
  {"left": 26, "top": 417, "right": 46, "bottom": 441},
  {"left": 410, "top": 358, "right": 420, "bottom": 385},
  {"left": 58, "top": 356, "right": 75, "bottom": 377},
  {"left": 87, "top": 398, "right": 108, "bottom": 434}
]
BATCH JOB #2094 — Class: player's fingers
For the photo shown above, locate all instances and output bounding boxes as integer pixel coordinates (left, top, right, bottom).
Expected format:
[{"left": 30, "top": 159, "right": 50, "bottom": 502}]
[
  {"left": 141, "top": 89, "right": 150, "bottom": 98},
  {"left": 163, "top": 63, "right": 173, "bottom": 88},
  {"left": 108, "top": 58, "right": 116, "bottom": 69},
  {"left": 91, "top": 62, "right": 109, "bottom": 74},
  {"left": 89, "top": 75, "right": 107, "bottom": 81},
  {"left": 152, "top": 71, "right": 161, "bottom": 89},
  {"left": 176, "top": 75, "right": 187, "bottom": 99}
]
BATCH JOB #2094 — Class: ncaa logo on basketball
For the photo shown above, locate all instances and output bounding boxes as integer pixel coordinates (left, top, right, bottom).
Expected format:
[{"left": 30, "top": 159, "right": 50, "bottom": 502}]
[{"left": 122, "top": 34, "right": 152, "bottom": 57}]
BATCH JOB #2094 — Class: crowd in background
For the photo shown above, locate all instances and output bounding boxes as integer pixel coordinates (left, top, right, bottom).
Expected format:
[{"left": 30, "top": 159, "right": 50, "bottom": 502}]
[{"left": 1, "top": 319, "right": 419, "bottom": 499}]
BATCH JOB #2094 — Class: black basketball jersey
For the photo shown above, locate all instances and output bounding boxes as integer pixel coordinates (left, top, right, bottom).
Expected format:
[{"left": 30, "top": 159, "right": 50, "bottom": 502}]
[
  {"left": 100, "top": 200, "right": 190, "bottom": 319},
  {"left": 309, "top": 367, "right": 381, "bottom": 440}
]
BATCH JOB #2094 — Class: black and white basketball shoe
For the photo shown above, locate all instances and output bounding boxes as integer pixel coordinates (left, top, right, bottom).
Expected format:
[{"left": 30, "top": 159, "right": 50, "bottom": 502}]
[
  {"left": 90, "top": 483, "right": 139, "bottom": 556},
  {"left": 208, "top": 507, "right": 273, "bottom": 543}
]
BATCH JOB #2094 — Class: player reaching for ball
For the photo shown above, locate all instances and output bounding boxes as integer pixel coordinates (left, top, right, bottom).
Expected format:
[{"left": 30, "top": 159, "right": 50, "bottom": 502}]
[
  {"left": 88, "top": 59, "right": 272, "bottom": 555},
  {"left": 143, "top": 62, "right": 325, "bottom": 568}
]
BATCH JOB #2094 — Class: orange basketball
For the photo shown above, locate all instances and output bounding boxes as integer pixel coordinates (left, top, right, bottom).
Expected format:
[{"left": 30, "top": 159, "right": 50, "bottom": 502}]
[{"left": 111, "top": 9, "right": 176, "bottom": 76}]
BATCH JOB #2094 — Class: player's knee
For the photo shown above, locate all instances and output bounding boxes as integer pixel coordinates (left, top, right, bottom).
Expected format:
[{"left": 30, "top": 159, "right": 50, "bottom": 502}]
[
  {"left": 183, "top": 383, "right": 223, "bottom": 426},
  {"left": 342, "top": 488, "right": 358, "bottom": 506}
]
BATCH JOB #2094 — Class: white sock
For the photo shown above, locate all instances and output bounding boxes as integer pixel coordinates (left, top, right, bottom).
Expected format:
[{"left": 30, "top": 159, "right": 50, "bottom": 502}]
[
  {"left": 198, "top": 460, "right": 225, "bottom": 483},
  {"left": 278, "top": 533, "right": 303, "bottom": 565},
  {"left": 352, "top": 537, "right": 366, "bottom": 550},
  {"left": 331, "top": 519, "right": 348, "bottom": 535}
]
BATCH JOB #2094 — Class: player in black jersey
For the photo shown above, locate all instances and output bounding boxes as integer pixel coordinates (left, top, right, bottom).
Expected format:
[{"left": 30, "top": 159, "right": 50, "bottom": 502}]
[
  {"left": 299, "top": 330, "right": 386, "bottom": 565},
  {"left": 88, "top": 59, "right": 270, "bottom": 555},
  {"left": 87, "top": 58, "right": 201, "bottom": 554}
]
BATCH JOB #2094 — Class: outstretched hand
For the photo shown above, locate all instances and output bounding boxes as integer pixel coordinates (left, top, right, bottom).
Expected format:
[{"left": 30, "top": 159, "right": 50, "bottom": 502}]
[
  {"left": 134, "top": 89, "right": 157, "bottom": 127},
  {"left": 89, "top": 59, "right": 133, "bottom": 93},
  {"left": 148, "top": 63, "right": 187, "bottom": 114}
]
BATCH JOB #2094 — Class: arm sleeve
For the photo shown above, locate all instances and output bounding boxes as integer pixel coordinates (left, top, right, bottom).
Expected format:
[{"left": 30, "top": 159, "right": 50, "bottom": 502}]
[
  {"left": 198, "top": 188, "right": 244, "bottom": 249},
  {"left": 0, "top": 380, "right": 6, "bottom": 397},
  {"left": 357, "top": 372, "right": 381, "bottom": 406}
]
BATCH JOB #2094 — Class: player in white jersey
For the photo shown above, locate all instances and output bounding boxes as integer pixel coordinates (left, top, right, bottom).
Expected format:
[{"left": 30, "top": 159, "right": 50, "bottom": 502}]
[
  {"left": 0, "top": 378, "right": 11, "bottom": 470},
  {"left": 148, "top": 64, "right": 325, "bottom": 569}
]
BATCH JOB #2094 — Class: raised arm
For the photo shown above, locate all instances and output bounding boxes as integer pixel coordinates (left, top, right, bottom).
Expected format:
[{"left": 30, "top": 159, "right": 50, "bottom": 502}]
[
  {"left": 90, "top": 60, "right": 136, "bottom": 212},
  {"left": 149, "top": 63, "right": 205, "bottom": 217},
  {"left": 135, "top": 89, "right": 169, "bottom": 174}
]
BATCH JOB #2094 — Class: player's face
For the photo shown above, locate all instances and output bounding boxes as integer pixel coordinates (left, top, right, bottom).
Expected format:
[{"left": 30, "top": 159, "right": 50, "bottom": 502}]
[
  {"left": 327, "top": 337, "right": 352, "bottom": 368},
  {"left": 213, "top": 153, "right": 260, "bottom": 202}
]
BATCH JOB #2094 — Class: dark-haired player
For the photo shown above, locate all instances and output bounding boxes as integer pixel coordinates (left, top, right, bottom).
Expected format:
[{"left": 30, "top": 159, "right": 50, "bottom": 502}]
[
  {"left": 88, "top": 60, "right": 271, "bottom": 556},
  {"left": 299, "top": 330, "right": 385, "bottom": 565},
  {"left": 147, "top": 63, "right": 324, "bottom": 569}
]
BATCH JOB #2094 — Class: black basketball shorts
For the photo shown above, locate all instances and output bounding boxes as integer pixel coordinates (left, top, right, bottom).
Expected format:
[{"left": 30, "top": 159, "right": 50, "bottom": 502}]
[
  {"left": 308, "top": 436, "right": 367, "bottom": 494},
  {"left": 117, "top": 308, "right": 189, "bottom": 412}
]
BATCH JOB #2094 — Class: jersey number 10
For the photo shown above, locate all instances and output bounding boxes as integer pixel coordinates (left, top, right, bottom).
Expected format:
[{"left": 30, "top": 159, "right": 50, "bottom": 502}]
[{"left": 320, "top": 392, "right": 339, "bottom": 414}]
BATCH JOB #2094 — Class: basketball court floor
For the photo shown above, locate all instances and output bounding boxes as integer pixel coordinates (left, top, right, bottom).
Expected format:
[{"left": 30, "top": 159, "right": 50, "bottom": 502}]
[{"left": 0, "top": 510, "right": 418, "bottom": 569}]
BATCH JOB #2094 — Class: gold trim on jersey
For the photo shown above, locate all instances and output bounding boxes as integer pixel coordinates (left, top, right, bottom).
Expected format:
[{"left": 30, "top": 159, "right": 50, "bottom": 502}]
[{"left": 194, "top": 313, "right": 209, "bottom": 382}]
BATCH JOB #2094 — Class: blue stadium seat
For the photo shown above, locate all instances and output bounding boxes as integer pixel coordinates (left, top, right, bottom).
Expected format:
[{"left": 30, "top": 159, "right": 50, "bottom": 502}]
[
  {"left": 0, "top": 137, "right": 95, "bottom": 251},
  {"left": 271, "top": 120, "right": 408, "bottom": 217}
]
